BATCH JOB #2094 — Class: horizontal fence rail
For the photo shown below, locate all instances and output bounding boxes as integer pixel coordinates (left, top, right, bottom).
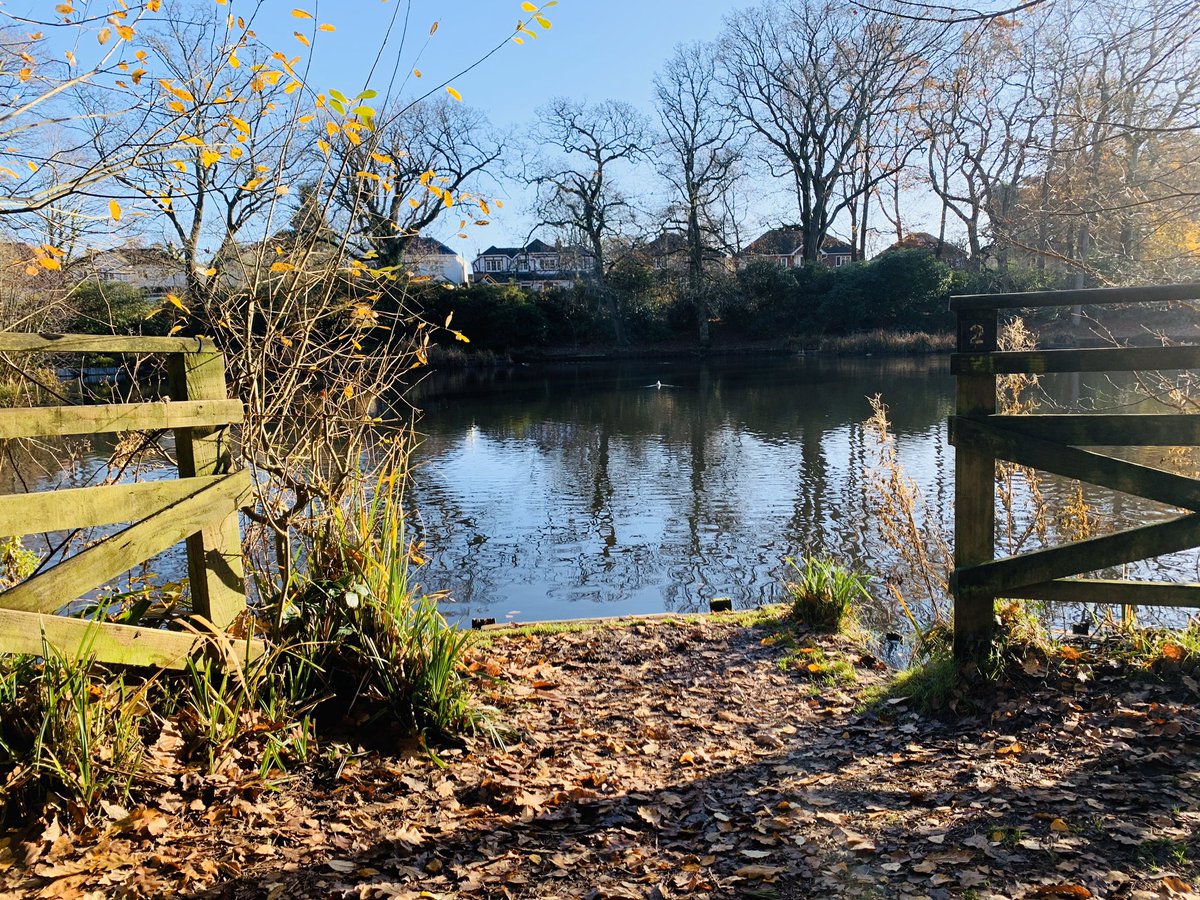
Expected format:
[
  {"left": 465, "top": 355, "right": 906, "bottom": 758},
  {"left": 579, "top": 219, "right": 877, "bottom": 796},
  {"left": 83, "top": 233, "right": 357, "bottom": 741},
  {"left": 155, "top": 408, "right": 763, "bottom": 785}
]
[
  {"left": 950, "top": 285, "right": 1200, "bottom": 662},
  {"left": 0, "top": 333, "right": 261, "bottom": 670}
]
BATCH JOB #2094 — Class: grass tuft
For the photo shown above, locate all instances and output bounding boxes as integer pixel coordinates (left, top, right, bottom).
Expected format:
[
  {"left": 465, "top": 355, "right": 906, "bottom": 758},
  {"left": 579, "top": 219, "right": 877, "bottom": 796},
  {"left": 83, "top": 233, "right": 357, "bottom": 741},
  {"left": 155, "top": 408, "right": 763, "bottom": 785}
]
[{"left": 784, "top": 556, "right": 870, "bottom": 633}]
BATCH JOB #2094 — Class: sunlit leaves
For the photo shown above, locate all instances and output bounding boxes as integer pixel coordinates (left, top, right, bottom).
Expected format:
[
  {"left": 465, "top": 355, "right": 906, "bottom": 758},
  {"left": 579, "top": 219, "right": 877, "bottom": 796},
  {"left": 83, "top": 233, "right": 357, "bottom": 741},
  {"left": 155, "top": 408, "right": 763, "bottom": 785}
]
[
  {"left": 291, "top": 8, "right": 313, "bottom": 19},
  {"left": 109, "top": 200, "right": 122, "bottom": 222},
  {"left": 446, "top": 87, "right": 462, "bottom": 102},
  {"left": 514, "top": 0, "right": 556, "bottom": 42},
  {"left": 159, "top": 80, "right": 194, "bottom": 103}
]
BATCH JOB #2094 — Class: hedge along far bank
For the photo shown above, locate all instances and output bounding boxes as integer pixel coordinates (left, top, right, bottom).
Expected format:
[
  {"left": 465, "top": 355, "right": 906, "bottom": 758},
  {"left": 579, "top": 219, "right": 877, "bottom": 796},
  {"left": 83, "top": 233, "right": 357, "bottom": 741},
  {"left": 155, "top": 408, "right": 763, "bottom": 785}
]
[{"left": 406, "top": 252, "right": 1067, "bottom": 352}]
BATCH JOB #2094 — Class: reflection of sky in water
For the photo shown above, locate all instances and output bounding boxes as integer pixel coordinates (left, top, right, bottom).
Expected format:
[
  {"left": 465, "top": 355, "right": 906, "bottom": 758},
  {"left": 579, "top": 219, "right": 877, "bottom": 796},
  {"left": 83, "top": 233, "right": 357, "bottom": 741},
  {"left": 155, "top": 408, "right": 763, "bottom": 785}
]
[
  {"left": 408, "top": 358, "right": 956, "bottom": 625},
  {"left": 409, "top": 357, "right": 1200, "bottom": 630}
]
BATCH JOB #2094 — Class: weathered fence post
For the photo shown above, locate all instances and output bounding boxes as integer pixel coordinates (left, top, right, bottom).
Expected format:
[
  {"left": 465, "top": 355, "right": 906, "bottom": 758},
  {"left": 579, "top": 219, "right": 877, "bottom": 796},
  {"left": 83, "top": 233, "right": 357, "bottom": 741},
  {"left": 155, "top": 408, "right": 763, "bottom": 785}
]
[
  {"left": 952, "top": 305, "right": 997, "bottom": 664},
  {"left": 168, "top": 343, "right": 246, "bottom": 631}
]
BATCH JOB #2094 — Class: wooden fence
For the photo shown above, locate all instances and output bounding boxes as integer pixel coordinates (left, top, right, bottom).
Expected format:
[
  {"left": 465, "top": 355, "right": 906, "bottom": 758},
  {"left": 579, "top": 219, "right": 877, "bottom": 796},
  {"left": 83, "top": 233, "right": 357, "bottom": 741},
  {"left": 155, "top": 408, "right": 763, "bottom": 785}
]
[
  {"left": 950, "top": 283, "right": 1200, "bottom": 660},
  {"left": 0, "top": 333, "right": 262, "bottom": 669}
]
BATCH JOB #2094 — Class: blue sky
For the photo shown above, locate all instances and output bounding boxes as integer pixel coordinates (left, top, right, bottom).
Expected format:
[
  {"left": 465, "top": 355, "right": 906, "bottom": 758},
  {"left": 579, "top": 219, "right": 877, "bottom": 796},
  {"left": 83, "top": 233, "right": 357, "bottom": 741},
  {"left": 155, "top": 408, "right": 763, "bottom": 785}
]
[{"left": 278, "top": 0, "right": 806, "bottom": 255}]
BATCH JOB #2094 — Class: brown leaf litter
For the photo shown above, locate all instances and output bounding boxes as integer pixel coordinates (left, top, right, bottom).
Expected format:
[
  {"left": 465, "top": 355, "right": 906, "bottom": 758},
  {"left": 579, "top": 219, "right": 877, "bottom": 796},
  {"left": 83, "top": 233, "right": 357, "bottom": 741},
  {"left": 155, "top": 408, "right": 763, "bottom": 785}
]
[{"left": 4, "top": 615, "right": 1200, "bottom": 899}]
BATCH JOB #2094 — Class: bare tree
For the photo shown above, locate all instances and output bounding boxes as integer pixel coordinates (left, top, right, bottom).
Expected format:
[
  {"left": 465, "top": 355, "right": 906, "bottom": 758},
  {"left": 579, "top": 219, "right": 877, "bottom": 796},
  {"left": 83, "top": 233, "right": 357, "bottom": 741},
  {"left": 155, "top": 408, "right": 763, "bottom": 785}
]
[
  {"left": 918, "top": 20, "right": 1041, "bottom": 270},
  {"left": 83, "top": 3, "right": 309, "bottom": 300},
  {"left": 528, "top": 97, "right": 655, "bottom": 344},
  {"left": 653, "top": 41, "right": 745, "bottom": 345},
  {"left": 328, "top": 98, "right": 506, "bottom": 271},
  {"left": 1046, "top": 0, "right": 1200, "bottom": 283},
  {"left": 720, "top": 0, "right": 934, "bottom": 263}
]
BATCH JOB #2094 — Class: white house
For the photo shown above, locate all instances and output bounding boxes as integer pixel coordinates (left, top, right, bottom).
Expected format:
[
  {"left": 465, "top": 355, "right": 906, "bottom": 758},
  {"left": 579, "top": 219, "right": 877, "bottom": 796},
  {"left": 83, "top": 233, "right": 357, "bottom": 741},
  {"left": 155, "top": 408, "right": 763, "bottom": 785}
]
[
  {"left": 73, "top": 246, "right": 189, "bottom": 300},
  {"left": 472, "top": 238, "right": 593, "bottom": 292},
  {"left": 402, "top": 237, "right": 470, "bottom": 285}
]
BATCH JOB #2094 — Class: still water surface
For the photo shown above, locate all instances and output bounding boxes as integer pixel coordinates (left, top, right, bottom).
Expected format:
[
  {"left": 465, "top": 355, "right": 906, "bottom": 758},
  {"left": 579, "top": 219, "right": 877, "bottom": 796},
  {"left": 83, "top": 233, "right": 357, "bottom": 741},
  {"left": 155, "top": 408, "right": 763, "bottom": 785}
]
[
  {"left": 408, "top": 356, "right": 1200, "bottom": 629},
  {"left": 408, "top": 357, "right": 955, "bottom": 626}
]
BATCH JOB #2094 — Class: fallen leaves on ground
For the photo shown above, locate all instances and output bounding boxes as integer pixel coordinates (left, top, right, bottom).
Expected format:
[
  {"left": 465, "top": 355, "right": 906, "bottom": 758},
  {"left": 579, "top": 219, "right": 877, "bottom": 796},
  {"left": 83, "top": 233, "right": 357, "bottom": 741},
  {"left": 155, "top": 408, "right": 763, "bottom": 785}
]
[{"left": 4, "top": 618, "right": 1200, "bottom": 898}]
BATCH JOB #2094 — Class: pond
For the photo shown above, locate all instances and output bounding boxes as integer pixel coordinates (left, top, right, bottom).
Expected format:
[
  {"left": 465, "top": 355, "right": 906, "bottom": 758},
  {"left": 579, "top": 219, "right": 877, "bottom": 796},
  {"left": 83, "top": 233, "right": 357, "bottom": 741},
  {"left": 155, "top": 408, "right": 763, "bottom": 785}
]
[
  {"left": 407, "top": 355, "right": 1200, "bottom": 631},
  {"left": 408, "top": 357, "right": 947, "bottom": 627}
]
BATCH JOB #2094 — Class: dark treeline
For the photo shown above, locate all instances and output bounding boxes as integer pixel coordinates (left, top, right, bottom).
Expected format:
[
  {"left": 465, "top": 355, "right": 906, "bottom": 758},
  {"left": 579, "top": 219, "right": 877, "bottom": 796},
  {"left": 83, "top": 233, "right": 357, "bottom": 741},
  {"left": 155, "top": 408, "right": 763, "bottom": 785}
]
[{"left": 411, "top": 251, "right": 1053, "bottom": 355}]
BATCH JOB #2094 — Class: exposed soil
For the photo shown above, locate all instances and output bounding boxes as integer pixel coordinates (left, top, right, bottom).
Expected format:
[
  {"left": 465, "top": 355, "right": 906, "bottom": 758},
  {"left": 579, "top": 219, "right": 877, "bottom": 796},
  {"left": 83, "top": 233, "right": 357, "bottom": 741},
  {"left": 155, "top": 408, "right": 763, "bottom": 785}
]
[{"left": 4, "top": 614, "right": 1200, "bottom": 899}]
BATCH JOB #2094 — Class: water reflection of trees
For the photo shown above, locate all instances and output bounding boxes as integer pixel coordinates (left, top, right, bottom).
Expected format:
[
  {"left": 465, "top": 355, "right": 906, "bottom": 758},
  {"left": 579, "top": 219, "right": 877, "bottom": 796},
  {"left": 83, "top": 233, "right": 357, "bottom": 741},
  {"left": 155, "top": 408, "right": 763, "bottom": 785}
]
[{"left": 405, "top": 357, "right": 956, "bottom": 620}]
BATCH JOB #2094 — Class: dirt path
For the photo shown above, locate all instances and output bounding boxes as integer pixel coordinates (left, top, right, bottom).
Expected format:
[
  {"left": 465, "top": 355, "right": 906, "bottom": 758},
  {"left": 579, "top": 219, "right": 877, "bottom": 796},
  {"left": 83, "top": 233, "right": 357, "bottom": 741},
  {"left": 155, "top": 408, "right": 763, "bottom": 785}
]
[{"left": 5, "top": 615, "right": 1200, "bottom": 899}]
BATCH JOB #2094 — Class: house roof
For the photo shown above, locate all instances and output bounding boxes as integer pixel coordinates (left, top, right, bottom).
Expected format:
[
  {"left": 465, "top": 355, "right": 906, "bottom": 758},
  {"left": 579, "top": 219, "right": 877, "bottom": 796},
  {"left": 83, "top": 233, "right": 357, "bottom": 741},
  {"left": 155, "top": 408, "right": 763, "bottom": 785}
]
[
  {"left": 405, "top": 237, "right": 458, "bottom": 257},
  {"left": 878, "top": 232, "right": 968, "bottom": 260},
  {"left": 743, "top": 227, "right": 805, "bottom": 257},
  {"left": 742, "top": 227, "right": 853, "bottom": 258},
  {"left": 477, "top": 238, "right": 559, "bottom": 258},
  {"left": 76, "top": 246, "right": 182, "bottom": 269}
]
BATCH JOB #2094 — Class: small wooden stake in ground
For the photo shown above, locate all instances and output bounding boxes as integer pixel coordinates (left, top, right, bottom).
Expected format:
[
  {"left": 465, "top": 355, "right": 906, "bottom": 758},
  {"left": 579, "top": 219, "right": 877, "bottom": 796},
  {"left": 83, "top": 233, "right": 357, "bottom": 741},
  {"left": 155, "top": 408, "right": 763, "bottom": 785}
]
[{"left": 168, "top": 351, "right": 246, "bottom": 631}]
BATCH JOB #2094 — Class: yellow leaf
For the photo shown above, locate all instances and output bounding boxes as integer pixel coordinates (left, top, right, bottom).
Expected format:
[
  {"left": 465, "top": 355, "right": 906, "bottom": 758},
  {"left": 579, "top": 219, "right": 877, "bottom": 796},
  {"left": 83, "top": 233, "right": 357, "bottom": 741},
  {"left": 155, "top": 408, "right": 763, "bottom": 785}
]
[
  {"left": 535, "top": 14, "right": 551, "bottom": 27},
  {"left": 228, "top": 53, "right": 240, "bottom": 68},
  {"left": 446, "top": 87, "right": 462, "bottom": 102},
  {"left": 270, "top": 261, "right": 295, "bottom": 272},
  {"left": 166, "top": 293, "right": 190, "bottom": 313},
  {"left": 291, "top": 8, "right": 312, "bottom": 18},
  {"left": 171, "top": 160, "right": 188, "bottom": 173},
  {"left": 343, "top": 384, "right": 354, "bottom": 399},
  {"left": 55, "top": 2, "right": 73, "bottom": 13},
  {"left": 318, "top": 23, "right": 335, "bottom": 31},
  {"left": 452, "top": 330, "right": 470, "bottom": 344},
  {"left": 293, "top": 31, "right": 309, "bottom": 47},
  {"left": 429, "top": 20, "right": 438, "bottom": 35},
  {"left": 109, "top": 199, "right": 122, "bottom": 221},
  {"left": 200, "top": 149, "right": 221, "bottom": 167},
  {"left": 18, "top": 68, "right": 32, "bottom": 81},
  {"left": 64, "top": 50, "right": 76, "bottom": 66},
  {"left": 275, "top": 184, "right": 290, "bottom": 195},
  {"left": 1050, "top": 818, "right": 1070, "bottom": 833},
  {"left": 243, "top": 178, "right": 263, "bottom": 190},
  {"left": 521, "top": 1, "right": 537, "bottom": 10},
  {"left": 168, "top": 100, "right": 186, "bottom": 113},
  {"left": 370, "top": 152, "right": 393, "bottom": 165},
  {"left": 38, "top": 256, "right": 61, "bottom": 271},
  {"left": 412, "top": 68, "right": 422, "bottom": 78},
  {"left": 115, "top": 24, "right": 134, "bottom": 40},
  {"left": 97, "top": 26, "right": 112, "bottom": 44},
  {"left": 316, "top": 139, "right": 331, "bottom": 156}
]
